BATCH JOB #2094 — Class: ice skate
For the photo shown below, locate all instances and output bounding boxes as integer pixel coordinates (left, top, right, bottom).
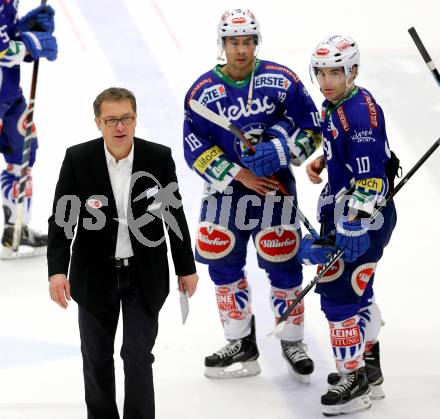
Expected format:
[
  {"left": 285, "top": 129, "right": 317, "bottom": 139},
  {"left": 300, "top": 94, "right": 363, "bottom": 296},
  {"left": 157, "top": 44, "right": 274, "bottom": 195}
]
[
  {"left": 204, "top": 316, "right": 260, "bottom": 379},
  {"left": 321, "top": 367, "right": 372, "bottom": 416},
  {"left": 1, "top": 224, "right": 47, "bottom": 260},
  {"left": 327, "top": 341, "right": 384, "bottom": 400},
  {"left": 281, "top": 340, "right": 314, "bottom": 384}
]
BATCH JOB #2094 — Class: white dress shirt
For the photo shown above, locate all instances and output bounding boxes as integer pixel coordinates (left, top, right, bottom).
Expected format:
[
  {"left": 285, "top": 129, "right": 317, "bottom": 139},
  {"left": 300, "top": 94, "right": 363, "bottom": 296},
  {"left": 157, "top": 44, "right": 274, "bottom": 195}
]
[{"left": 104, "top": 143, "right": 134, "bottom": 259}]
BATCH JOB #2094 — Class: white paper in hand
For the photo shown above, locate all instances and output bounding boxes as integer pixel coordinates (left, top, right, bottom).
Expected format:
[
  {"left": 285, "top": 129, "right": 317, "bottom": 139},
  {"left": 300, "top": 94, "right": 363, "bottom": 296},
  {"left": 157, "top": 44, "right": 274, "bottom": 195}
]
[{"left": 179, "top": 290, "right": 189, "bottom": 324}]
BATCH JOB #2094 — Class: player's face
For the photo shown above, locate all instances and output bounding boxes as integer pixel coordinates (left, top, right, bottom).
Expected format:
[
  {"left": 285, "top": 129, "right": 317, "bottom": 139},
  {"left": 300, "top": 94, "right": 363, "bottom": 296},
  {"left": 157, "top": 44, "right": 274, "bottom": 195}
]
[
  {"left": 316, "top": 67, "right": 348, "bottom": 103},
  {"left": 95, "top": 99, "right": 137, "bottom": 154},
  {"left": 224, "top": 36, "right": 256, "bottom": 73}
]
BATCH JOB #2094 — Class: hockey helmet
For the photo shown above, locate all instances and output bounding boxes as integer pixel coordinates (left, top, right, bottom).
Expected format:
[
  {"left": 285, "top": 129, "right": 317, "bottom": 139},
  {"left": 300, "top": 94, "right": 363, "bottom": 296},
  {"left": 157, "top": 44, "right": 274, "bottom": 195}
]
[
  {"left": 217, "top": 9, "right": 262, "bottom": 49},
  {"left": 310, "top": 35, "right": 360, "bottom": 79}
]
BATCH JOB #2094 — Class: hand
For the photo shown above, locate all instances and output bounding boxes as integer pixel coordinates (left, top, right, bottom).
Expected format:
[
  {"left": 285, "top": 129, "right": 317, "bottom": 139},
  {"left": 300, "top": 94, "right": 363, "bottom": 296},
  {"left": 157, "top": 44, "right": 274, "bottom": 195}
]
[
  {"left": 18, "top": 5, "right": 55, "bottom": 33},
  {"left": 178, "top": 273, "right": 199, "bottom": 297},
  {"left": 49, "top": 274, "right": 71, "bottom": 309},
  {"left": 21, "top": 31, "right": 58, "bottom": 61},
  {"left": 297, "top": 234, "right": 336, "bottom": 265},
  {"left": 306, "top": 155, "right": 326, "bottom": 184},
  {"left": 235, "top": 167, "right": 280, "bottom": 195},
  {"left": 240, "top": 137, "right": 290, "bottom": 177},
  {"left": 0, "top": 41, "right": 27, "bottom": 68},
  {"left": 336, "top": 218, "right": 370, "bottom": 263}
]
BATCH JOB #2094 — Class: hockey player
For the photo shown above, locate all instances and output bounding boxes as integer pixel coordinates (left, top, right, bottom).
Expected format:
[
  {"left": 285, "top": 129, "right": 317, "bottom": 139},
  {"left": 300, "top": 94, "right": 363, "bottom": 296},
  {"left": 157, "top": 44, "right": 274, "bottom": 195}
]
[
  {"left": 299, "top": 35, "right": 398, "bottom": 415},
  {"left": 0, "top": 1, "right": 57, "bottom": 258},
  {"left": 183, "top": 9, "right": 322, "bottom": 381}
]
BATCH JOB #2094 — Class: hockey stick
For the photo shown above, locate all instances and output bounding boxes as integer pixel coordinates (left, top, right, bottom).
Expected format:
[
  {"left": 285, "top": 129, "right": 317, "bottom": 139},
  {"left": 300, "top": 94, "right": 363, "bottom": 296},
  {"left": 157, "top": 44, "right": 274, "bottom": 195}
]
[
  {"left": 12, "top": 0, "right": 48, "bottom": 251},
  {"left": 270, "top": 138, "right": 440, "bottom": 336},
  {"left": 189, "top": 98, "right": 320, "bottom": 239},
  {"left": 408, "top": 27, "right": 440, "bottom": 86}
]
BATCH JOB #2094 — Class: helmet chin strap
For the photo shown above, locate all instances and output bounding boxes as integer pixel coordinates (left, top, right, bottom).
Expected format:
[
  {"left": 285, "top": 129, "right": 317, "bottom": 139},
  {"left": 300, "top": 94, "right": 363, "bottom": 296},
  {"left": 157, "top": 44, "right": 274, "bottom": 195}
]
[
  {"left": 343, "top": 70, "right": 357, "bottom": 98},
  {"left": 246, "top": 46, "right": 259, "bottom": 111}
]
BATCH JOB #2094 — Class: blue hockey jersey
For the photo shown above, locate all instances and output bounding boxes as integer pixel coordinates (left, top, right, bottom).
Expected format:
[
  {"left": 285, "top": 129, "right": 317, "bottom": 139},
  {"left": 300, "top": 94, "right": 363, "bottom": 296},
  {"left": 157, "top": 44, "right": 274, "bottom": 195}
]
[
  {"left": 183, "top": 60, "right": 321, "bottom": 192},
  {"left": 319, "top": 87, "right": 392, "bottom": 222},
  {"left": 0, "top": 0, "right": 25, "bottom": 102}
]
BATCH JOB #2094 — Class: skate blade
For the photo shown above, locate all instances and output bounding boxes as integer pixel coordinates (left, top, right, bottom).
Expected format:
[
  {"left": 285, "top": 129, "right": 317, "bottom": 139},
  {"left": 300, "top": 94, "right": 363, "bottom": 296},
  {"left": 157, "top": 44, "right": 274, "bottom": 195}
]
[
  {"left": 0, "top": 245, "right": 47, "bottom": 260},
  {"left": 322, "top": 392, "right": 372, "bottom": 416},
  {"left": 286, "top": 363, "right": 312, "bottom": 384},
  {"left": 369, "top": 383, "right": 385, "bottom": 400},
  {"left": 204, "top": 360, "right": 261, "bottom": 379}
]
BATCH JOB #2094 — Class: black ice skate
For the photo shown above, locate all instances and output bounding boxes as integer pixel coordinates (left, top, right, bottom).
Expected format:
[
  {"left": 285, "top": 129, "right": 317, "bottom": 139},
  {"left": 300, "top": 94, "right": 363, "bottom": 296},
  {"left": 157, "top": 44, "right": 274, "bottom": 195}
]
[
  {"left": 327, "top": 341, "right": 384, "bottom": 400},
  {"left": 321, "top": 367, "right": 371, "bottom": 416},
  {"left": 204, "top": 315, "right": 260, "bottom": 379},
  {"left": 281, "top": 340, "right": 314, "bottom": 384},
  {"left": 1, "top": 224, "right": 48, "bottom": 260}
]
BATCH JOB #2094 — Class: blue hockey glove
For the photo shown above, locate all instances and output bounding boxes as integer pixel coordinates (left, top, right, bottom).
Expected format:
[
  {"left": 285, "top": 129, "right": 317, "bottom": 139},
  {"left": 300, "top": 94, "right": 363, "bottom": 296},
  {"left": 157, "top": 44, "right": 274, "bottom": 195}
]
[
  {"left": 297, "top": 234, "right": 336, "bottom": 265},
  {"left": 336, "top": 218, "right": 370, "bottom": 263},
  {"left": 21, "top": 31, "right": 58, "bottom": 61},
  {"left": 18, "top": 5, "right": 55, "bottom": 33},
  {"left": 240, "top": 137, "right": 290, "bottom": 177}
]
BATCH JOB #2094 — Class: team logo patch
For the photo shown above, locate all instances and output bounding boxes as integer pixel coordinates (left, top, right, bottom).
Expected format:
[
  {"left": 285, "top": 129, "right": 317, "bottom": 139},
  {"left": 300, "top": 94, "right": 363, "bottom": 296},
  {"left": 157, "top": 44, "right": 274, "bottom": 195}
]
[
  {"left": 193, "top": 145, "right": 224, "bottom": 174},
  {"left": 351, "top": 128, "right": 376, "bottom": 143},
  {"left": 87, "top": 198, "right": 103, "bottom": 209},
  {"left": 316, "top": 47, "right": 330, "bottom": 56},
  {"left": 199, "top": 84, "right": 227, "bottom": 105},
  {"left": 231, "top": 17, "right": 246, "bottom": 24},
  {"left": 237, "top": 279, "right": 248, "bottom": 290},
  {"left": 196, "top": 222, "right": 235, "bottom": 259},
  {"left": 342, "top": 318, "right": 356, "bottom": 327},
  {"left": 328, "top": 115, "right": 339, "bottom": 139},
  {"left": 330, "top": 324, "right": 361, "bottom": 347},
  {"left": 336, "top": 39, "right": 351, "bottom": 51},
  {"left": 216, "top": 290, "right": 237, "bottom": 312},
  {"left": 363, "top": 94, "right": 378, "bottom": 128},
  {"left": 228, "top": 310, "right": 246, "bottom": 320},
  {"left": 336, "top": 107, "right": 350, "bottom": 132},
  {"left": 344, "top": 360, "right": 360, "bottom": 370},
  {"left": 317, "top": 259, "right": 345, "bottom": 283},
  {"left": 189, "top": 77, "right": 213, "bottom": 102},
  {"left": 351, "top": 263, "right": 376, "bottom": 296},
  {"left": 255, "top": 226, "right": 299, "bottom": 262},
  {"left": 254, "top": 73, "right": 291, "bottom": 90}
]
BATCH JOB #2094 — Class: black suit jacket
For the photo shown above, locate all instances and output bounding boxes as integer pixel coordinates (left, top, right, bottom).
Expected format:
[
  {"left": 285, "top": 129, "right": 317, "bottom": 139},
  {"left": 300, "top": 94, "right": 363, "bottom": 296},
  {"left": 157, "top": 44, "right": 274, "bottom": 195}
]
[{"left": 47, "top": 137, "right": 196, "bottom": 314}]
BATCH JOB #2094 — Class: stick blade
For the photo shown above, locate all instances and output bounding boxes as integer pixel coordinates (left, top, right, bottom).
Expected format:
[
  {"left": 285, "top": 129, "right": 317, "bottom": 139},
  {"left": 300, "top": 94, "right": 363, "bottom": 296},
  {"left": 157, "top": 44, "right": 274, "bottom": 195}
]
[{"left": 189, "top": 99, "right": 232, "bottom": 131}]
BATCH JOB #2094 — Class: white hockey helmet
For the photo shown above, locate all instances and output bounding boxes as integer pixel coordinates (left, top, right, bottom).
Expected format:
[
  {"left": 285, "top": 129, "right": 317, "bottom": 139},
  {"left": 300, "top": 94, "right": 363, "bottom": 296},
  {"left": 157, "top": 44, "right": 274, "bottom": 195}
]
[
  {"left": 310, "top": 35, "right": 360, "bottom": 79},
  {"left": 217, "top": 9, "right": 262, "bottom": 49}
]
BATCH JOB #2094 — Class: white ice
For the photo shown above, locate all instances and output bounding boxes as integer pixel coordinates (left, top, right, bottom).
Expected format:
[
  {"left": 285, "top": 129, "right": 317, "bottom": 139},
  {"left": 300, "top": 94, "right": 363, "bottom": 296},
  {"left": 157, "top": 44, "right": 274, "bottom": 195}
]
[{"left": 1, "top": 0, "right": 439, "bottom": 418}]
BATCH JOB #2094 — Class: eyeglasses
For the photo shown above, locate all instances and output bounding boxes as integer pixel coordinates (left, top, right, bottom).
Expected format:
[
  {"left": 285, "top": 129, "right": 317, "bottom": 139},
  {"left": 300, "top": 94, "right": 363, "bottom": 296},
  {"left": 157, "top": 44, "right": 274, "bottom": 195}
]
[{"left": 102, "top": 116, "right": 135, "bottom": 127}]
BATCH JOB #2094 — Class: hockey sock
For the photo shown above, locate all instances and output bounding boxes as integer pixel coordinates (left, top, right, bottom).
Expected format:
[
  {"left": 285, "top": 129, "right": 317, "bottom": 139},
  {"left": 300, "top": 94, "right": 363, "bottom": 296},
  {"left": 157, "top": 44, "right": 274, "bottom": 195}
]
[
  {"left": 215, "top": 277, "right": 253, "bottom": 340},
  {"left": 1, "top": 165, "right": 33, "bottom": 225},
  {"left": 329, "top": 315, "right": 366, "bottom": 373},
  {"left": 271, "top": 285, "right": 304, "bottom": 341}
]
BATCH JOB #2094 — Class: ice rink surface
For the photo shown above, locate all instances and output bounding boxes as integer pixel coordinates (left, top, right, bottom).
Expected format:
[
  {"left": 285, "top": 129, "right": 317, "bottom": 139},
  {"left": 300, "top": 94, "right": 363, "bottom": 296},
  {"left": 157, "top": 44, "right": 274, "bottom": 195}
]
[{"left": 1, "top": 0, "right": 440, "bottom": 418}]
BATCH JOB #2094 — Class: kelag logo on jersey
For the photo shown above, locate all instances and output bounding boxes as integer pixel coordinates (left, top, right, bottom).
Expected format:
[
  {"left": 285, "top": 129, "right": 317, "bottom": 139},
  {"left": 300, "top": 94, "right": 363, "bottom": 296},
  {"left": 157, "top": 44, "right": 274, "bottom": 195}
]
[
  {"left": 199, "top": 84, "right": 227, "bottom": 105},
  {"left": 254, "top": 73, "right": 291, "bottom": 90},
  {"left": 216, "top": 96, "right": 276, "bottom": 122}
]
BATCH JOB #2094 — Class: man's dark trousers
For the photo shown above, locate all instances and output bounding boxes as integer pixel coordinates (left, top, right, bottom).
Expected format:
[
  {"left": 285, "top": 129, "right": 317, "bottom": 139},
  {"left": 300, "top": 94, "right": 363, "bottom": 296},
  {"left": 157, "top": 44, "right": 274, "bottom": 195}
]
[{"left": 78, "top": 263, "right": 158, "bottom": 419}]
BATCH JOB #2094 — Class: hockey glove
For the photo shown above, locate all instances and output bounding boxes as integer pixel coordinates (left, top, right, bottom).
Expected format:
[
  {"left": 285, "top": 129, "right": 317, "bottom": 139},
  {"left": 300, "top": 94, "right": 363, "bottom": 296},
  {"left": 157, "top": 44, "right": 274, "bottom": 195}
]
[
  {"left": 297, "top": 234, "right": 336, "bottom": 265},
  {"left": 21, "top": 31, "right": 58, "bottom": 61},
  {"left": 240, "top": 137, "right": 290, "bottom": 177},
  {"left": 0, "top": 41, "right": 27, "bottom": 68},
  {"left": 336, "top": 218, "right": 370, "bottom": 263},
  {"left": 18, "top": 5, "right": 55, "bottom": 33}
]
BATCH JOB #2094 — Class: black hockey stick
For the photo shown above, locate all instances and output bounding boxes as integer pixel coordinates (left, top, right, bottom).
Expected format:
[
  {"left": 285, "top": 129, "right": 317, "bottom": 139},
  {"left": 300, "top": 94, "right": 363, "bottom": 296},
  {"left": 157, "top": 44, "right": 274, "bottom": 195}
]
[
  {"left": 408, "top": 27, "right": 440, "bottom": 86},
  {"left": 12, "top": 0, "right": 48, "bottom": 251},
  {"left": 189, "top": 99, "right": 320, "bottom": 239},
  {"left": 270, "top": 138, "right": 440, "bottom": 336}
]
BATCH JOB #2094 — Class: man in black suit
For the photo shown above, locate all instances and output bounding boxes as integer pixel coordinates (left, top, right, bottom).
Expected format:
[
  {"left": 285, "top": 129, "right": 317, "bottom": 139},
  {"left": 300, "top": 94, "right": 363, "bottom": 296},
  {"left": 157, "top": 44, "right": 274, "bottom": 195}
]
[{"left": 47, "top": 87, "right": 198, "bottom": 419}]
